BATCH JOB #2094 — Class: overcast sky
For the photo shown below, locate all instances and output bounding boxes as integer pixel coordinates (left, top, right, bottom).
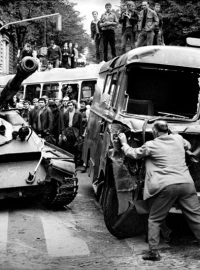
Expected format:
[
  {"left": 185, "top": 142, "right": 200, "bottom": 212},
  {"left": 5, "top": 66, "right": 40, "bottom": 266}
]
[{"left": 71, "top": 0, "right": 120, "bottom": 33}]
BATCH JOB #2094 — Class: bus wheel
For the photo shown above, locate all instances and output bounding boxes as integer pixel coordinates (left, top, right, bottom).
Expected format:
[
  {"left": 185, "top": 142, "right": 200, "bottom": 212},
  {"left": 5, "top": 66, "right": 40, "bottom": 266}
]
[{"left": 104, "top": 187, "right": 144, "bottom": 239}]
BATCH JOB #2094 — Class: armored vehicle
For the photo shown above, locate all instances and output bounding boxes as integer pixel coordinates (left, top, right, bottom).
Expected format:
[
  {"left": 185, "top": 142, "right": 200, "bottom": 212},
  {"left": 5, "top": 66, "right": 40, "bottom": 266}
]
[
  {"left": 0, "top": 56, "right": 78, "bottom": 207},
  {"left": 83, "top": 45, "right": 200, "bottom": 238}
]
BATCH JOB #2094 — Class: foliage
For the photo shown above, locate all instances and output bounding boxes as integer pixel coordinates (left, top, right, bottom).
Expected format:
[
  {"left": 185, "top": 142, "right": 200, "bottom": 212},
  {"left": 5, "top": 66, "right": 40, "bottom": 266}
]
[
  {"left": 0, "top": 0, "right": 90, "bottom": 52},
  {"left": 120, "top": 0, "right": 200, "bottom": 45}
]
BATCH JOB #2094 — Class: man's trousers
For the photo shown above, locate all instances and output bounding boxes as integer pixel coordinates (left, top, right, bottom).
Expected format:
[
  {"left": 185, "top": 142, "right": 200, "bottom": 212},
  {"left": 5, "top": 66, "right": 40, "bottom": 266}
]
[{"left": 147, "top": 183, "right": 200, "bottom": 250}]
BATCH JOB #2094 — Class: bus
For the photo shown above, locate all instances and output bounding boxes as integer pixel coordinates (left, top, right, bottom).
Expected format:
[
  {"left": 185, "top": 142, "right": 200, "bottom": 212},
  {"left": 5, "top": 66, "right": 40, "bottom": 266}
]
[
  {"left": 0, "top": 64, "right": 102, "bottom": 104},
  {"left": 82, "top": 45, "right": 200, "bottom": 239}
]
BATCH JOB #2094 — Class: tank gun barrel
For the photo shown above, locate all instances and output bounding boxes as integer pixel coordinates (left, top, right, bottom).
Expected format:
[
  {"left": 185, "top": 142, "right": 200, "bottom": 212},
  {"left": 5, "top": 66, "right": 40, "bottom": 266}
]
[{"left": 0, "top": 56, "right": 38, "bottom": 108}]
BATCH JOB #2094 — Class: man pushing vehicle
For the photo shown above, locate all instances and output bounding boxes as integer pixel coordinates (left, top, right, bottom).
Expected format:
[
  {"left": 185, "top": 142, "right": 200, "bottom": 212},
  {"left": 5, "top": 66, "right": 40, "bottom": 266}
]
[{"left": 119, "top": 120, "right": 200, "bottom": 261}]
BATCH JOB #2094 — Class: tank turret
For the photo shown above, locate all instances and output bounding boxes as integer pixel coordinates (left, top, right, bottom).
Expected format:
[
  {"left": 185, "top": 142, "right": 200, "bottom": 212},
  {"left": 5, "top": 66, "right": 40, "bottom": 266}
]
[{"left": 0, "top": 56, "right": 38, "bottom": 109}]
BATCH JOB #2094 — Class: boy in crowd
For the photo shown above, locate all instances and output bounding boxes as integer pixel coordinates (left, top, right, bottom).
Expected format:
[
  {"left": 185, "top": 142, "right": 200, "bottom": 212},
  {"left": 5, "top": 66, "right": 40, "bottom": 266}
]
[
  {"left": 100, "top": 3, "right": 118, "bottom": 61},
  {"left": 119, "top": 1, "right": 138, "bottom": 53}
]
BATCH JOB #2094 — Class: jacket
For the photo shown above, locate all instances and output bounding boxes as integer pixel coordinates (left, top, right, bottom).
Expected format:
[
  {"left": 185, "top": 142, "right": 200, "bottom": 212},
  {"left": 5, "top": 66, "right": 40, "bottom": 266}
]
[
  {"left": 47, "top": 45, "right": 62, "bottom": 61},
  {"left": 122, "top": 133, "right": 194, "bottom": 200},
  {"left": 36, "top": 107, "right": 53, "bottom": 133},
  {"left": 119, "top": 11, "right": 138, "bottom": 33},
  {"left": 61, "top": 110, "right": 83, "bottom": 136},
  {"left": 138, "top": 8, "right": 159, "bottom": 32},
  {"left": 29, "top": 107, "right": 39, "bottom": 131},
  {"left": 90, "top": 20, "right": 102, "bottom": 39}
]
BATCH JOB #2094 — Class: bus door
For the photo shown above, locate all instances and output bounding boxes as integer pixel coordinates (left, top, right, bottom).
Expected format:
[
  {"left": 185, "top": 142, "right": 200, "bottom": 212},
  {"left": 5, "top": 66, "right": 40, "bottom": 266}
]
[{"left": 90, "top": 72, "right": 119, "bottom": 191}]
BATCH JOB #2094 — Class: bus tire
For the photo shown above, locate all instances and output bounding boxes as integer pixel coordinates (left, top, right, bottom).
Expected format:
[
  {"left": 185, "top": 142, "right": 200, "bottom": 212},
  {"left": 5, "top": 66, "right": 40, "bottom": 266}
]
[{"left": 104, "top": 186, "right": 144, "bottom": 239}]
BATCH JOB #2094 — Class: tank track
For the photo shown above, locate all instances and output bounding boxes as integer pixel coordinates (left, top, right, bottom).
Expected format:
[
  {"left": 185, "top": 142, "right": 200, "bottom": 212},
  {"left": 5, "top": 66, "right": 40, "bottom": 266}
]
[
  {"left": 52, "top": 177, "right": 78, "bottom": 207},
  {"left": 43, "top": 177, "right": 78, "bottom": 208}
]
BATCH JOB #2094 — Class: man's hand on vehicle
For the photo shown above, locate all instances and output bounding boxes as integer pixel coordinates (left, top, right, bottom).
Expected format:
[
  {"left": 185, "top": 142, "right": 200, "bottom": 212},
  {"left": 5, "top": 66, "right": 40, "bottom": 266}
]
[{"left": 118, "top": 133, "right": 127, "bottom": 146}]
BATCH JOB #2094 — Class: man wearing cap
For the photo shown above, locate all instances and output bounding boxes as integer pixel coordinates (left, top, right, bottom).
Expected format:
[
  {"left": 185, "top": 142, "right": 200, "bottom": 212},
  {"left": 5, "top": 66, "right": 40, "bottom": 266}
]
[{"left": 119, "top": 120, "right": 200, "bottom": 261}]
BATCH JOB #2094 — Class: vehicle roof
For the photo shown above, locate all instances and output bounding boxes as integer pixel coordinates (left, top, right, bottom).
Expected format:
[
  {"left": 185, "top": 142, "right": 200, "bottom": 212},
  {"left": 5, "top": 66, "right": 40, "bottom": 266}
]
[
  {"left": 0, "top": 64, "right": 102, "bottom": 87},
  {"left": 100, "top": 45, "right": 200, "bottom": 72}
]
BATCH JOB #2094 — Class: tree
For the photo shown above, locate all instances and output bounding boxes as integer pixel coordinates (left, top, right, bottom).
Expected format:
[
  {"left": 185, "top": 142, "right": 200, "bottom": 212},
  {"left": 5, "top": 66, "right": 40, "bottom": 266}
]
[
  {"left": 0, "top": 0, "right": 90, "bottom": 51},
  {"left": 120, "top": 0, "right": 200, "bottom": 45}
]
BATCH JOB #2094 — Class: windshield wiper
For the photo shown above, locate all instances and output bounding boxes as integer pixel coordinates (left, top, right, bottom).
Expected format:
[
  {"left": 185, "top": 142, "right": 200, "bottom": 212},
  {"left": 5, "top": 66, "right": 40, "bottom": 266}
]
[{"left": 158, "top": 111, "right": 189, "bottom": 119}]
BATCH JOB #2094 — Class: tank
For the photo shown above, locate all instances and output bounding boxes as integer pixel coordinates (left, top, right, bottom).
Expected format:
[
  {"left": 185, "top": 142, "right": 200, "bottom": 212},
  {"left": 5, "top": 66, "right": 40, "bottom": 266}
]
[{"left": 0, "top": 56, "right": 78, "bottom": 208}]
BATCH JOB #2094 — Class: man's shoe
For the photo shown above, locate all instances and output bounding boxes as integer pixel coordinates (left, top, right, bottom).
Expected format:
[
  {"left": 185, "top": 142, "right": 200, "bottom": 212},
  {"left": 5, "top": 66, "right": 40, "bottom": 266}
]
[{"left": 142, "top": 250, "right": 161, "bottom": 261}]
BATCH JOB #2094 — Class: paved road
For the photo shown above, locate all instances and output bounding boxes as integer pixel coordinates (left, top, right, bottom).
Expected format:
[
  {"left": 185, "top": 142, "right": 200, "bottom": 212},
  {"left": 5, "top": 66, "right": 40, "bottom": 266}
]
[{"left": 0, "top": 172, "right": 199, "bottom": 270}]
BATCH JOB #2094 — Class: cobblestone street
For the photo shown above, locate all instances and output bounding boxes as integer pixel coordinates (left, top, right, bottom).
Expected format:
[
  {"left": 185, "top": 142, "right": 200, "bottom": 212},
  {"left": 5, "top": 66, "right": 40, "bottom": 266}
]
[{"left": 0, "top": 172, "right": 198, "bottom": 269}]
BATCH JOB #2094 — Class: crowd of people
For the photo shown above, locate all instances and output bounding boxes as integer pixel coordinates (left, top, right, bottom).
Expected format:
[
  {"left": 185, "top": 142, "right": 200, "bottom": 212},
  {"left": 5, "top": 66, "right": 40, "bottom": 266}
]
[
  {"left": 14, "top": 94, "right": 91, "bottom": 170},
  {"left": 18, "top": 39, "right": 84, "bottom": 72},
  {"left": 90, "top": 1, "right": 164, "bottom": 62}
]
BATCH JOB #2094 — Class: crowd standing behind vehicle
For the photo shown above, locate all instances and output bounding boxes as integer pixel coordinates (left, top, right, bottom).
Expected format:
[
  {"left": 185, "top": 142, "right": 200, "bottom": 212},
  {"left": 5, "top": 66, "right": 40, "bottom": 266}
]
[
  {"left": 17, "top": 39, "right": 84, "bottom": 72},
  {"left": 13, "top": 93, "right": 92, "bottom": 170}
]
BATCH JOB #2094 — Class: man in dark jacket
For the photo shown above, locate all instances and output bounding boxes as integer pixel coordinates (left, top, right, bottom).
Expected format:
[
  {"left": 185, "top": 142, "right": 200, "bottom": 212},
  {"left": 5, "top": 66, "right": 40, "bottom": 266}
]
[
  {"left": 29, "top": 98, "right": 39, "bottom": 132},
  {"left": 36, "top": 98, "right": 53, "bottom": 138},
  {"left": 21, "top": 100, "right": 31, "bottom": 122},
  {"left": 119, "top": 1, "right": 138, "bottom": 53},
  {"left": 136, "top": 1, "right": 159, "bottom": 47},
  {"left": 153, "top": 2, "right": 164, "bottom": 45},
  {"left": 47, "top": 40, "right": 62, "bottom": 68},
  {"left": 60, "top": 100, "right": 83, "bottom": 167}
]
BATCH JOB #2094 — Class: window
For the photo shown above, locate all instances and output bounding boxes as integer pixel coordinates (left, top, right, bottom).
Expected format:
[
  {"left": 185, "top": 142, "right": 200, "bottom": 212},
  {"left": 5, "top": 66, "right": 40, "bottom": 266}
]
[
  {"left": 81, "top": 80, "right": 96, "bottom": 100},
  {"left": 61, "top": 83, "right": 78, "bottom": 100},
  {"left": 103, "top": 75, "right": 112, "bottom": 94},
  {"left": 25, "top": 84, "right": 41, "bottom": 101},
  {"left": 103, "top": 73, "right": 118, "bottom": 108},
  {"left": 127, "top": 65, "right": 199, "bottom": 119},
  {"left": 42, "top": 83, "right": 59, "bottom": 99}
]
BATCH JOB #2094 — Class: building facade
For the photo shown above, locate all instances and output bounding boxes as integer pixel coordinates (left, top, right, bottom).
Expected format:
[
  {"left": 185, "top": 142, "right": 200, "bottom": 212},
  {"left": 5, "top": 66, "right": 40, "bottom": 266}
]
[{"left": 0, "top": 23, "right": 17, "bottom": 75}]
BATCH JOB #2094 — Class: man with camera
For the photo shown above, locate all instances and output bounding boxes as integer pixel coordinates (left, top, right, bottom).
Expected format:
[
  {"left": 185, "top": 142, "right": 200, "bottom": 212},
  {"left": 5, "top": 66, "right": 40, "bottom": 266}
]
[
  {"left": 119, "top": 120, "right": 200, "bottom": 261},
  {"left": 119, "top": 1, "right": 138, "bottom": 53}
]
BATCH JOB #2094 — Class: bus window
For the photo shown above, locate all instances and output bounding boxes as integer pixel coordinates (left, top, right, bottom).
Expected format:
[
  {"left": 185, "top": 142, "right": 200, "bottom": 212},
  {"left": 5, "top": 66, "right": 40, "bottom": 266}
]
[
  {"left": 61, "top": 84, "right": 78, "bottom": 100},
  {"left": 81, "top": 81, "right": 96, "bottom": 100},
  {"left": 103, "top": 75, "right": 112, "bottom": 94},
  {"left": 110, "top": 72, "right": 122, "bottom": 109},
  {"left": 42, "top": 83, "right": 59, "bottom": 99},
  {"left": 25, "top": 84, "right": 40, "bottom": 101},
  {"left": 18, "top": 85, "right": 24, "bottom": 99}
]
